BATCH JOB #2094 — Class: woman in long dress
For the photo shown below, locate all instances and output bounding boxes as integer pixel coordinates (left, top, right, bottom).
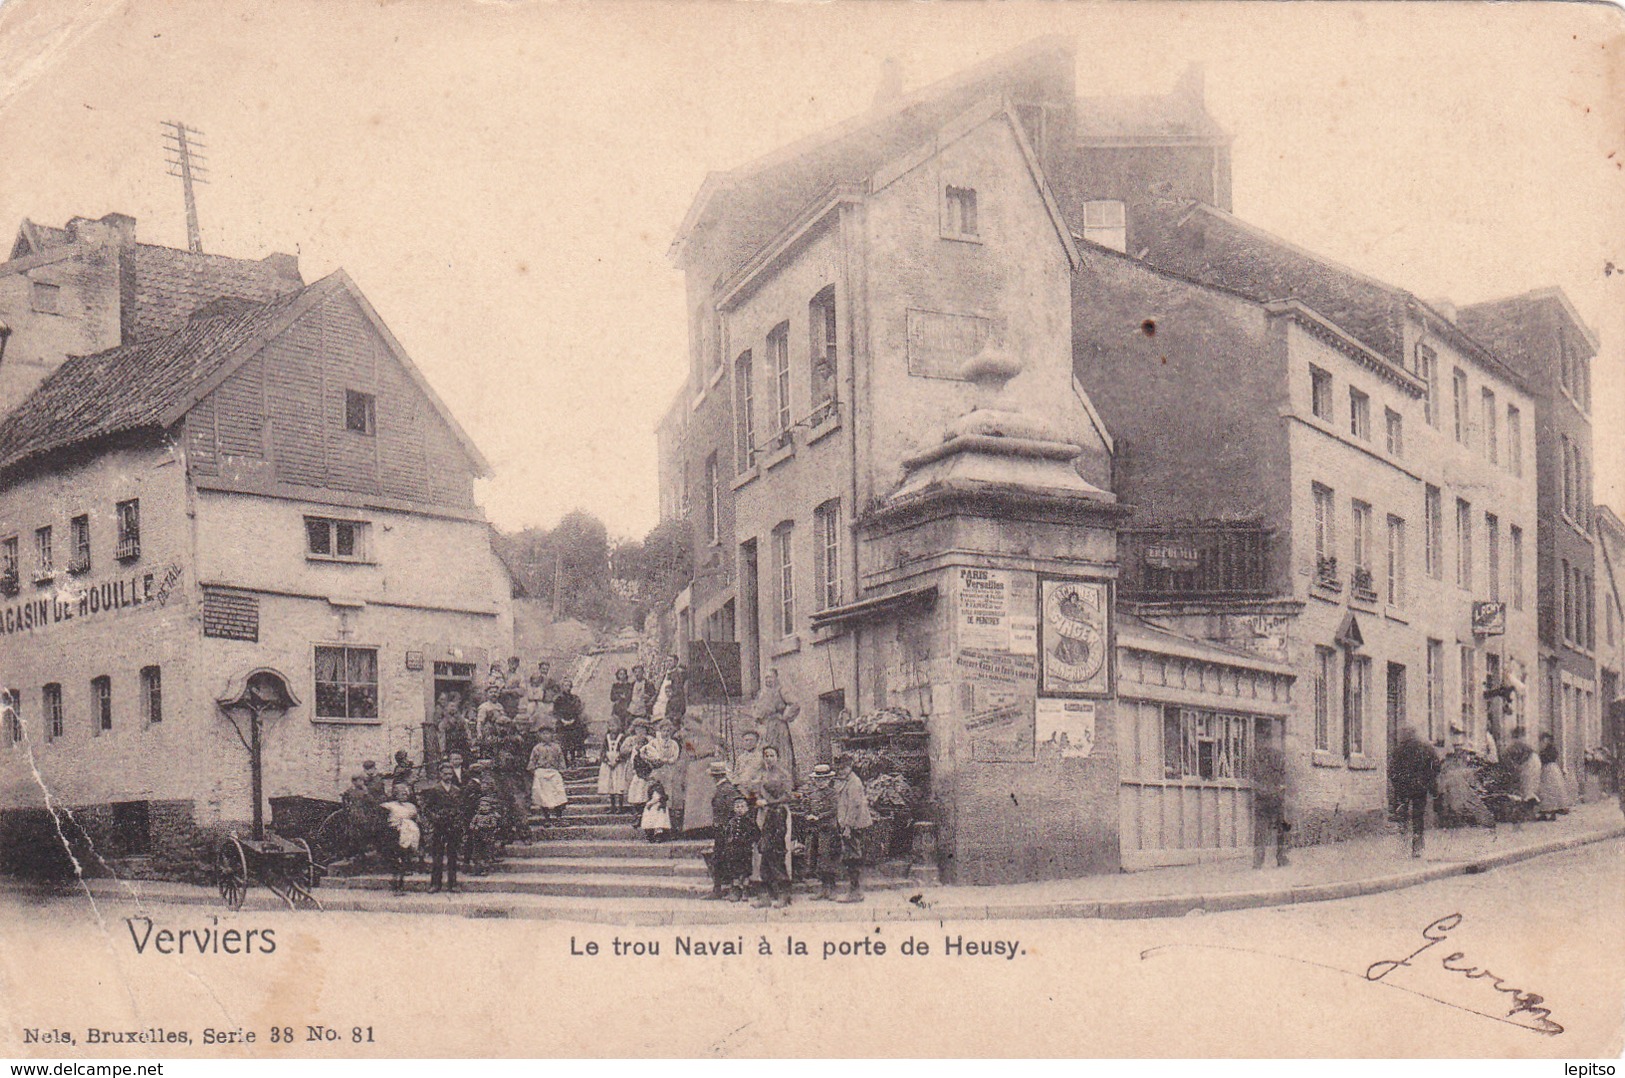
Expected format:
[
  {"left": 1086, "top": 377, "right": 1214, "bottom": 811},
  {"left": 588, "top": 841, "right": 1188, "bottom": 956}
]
[
  {"left": 679, "top": 716, "right": 720, "bottom": 835},
  {"left": 553, "top": 679, "right": 587, "bottom": 768},
  {"left": 528, "top": 731, "right": 569, "bottom": 821},
  {"left": 751, "top": 745, "right": 795, "bottom": 908},
  {"left": 1536, "top": 733, "right": 1574, "bottom": 814},
  {"left": 752, "top": 669, "right": 801, "bottom": 788},
  {"left": 597, "top": 721, "right": 631, "bottom": 813}
]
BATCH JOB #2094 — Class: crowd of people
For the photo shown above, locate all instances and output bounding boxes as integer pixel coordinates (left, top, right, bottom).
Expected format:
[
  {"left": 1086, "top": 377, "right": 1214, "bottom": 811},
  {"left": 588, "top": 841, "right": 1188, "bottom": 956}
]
[{"left": 329, "top": 657, "right": 875, "bottom": 904}]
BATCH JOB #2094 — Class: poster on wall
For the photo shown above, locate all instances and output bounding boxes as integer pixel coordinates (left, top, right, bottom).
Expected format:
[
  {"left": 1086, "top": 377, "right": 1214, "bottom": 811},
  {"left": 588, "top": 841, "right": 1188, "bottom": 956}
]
[
  {"left": 1038, "top": 577, "right": 1111, "bottom": 697},
  {"left": 956, "top": 567, "right": 1010, "bottom": 650},
  {"left": 1037, "top": 697, "right": 1096, "bottom": 758}
]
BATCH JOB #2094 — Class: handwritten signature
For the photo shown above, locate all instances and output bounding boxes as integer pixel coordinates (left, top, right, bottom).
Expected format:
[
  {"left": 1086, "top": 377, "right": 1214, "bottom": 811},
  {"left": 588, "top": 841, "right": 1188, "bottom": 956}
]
[
  {"left": 1142, "top": 911, "right": 1562, "bottom": 1037},
  {"left": 1365, "top": 913, "right": 1562, "bottom": 1035}
]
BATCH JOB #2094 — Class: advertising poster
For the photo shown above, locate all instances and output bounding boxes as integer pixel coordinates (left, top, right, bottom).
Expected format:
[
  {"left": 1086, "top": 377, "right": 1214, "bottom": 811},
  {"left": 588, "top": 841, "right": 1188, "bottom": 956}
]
[
  {"left": 1038, "top": 577, "right": 1111, "bottom": 697},
  {"left": 1037, "top": 697, "right": 1097, "bottom": 758}
]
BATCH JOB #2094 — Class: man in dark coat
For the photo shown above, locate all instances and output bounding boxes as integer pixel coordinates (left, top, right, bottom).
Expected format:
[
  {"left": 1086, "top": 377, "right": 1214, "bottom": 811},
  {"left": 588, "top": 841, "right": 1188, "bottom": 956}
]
[
  {"left": 419, "top": 765, "right": 466, "bottom": 893},
  {"left": 1252, "top": 734, "right": 1290, "bottom": 869},
  {"left": 1389, "top": 726, "right": 1440, "bottom": 858},
  {"left": 703, "top": 762, "right": 739, "bottom": 899}
]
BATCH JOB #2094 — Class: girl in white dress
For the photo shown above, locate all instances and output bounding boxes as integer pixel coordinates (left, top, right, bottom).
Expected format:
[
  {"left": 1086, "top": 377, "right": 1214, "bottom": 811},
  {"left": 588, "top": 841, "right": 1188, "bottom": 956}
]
[
  {"left": 380, "top": 784, "right": 421, "bottom": 893},
  {"left": 598, "top": 722, "right": 631, "bottom": 813}
]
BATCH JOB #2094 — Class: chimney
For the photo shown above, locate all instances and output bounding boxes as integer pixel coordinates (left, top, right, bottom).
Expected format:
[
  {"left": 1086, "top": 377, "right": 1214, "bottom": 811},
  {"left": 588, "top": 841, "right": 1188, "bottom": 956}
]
[
  {"left": 261, "top": 251, "right": 302, "bottom": 284},
  {"left": 874, "top": 57, "right": 904, "bottom": 109},
  {"left": 98, "top": 213, "right": 137, "bottom": 248},
  {"left": 65, "top": 213, "right": 137, "bottom": 249},
  {"left": 1175, "top": 63, "right": 1205, "bottom": 108}
]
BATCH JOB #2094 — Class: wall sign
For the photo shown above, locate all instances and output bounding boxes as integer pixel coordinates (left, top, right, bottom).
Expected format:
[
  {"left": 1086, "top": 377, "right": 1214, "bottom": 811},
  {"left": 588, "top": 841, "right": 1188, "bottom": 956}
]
[
  {"left": 1037, "top": 697, "right": 1096, "bottom": 758},
  {"left": 1038, "top": 577, "right": 1111, "bottom": 697},
  {"left": 405, "top": 650, "right": 425, "bottom": 671},
  {"left": 0, "top": 565, "right": 185, "bottom": 637},
  {"left": 905, "top": 309, "right": 1003, "bottom": 380},
  {"left": 202, "top": 587, "right": 259, "bottom": 642},
  {"left": 1472, "top": 601, "right": 1506, "bottom": 637}
]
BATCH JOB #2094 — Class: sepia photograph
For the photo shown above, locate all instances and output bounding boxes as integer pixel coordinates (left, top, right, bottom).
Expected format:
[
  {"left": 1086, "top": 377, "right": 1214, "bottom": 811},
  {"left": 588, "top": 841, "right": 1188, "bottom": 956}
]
[{"left": 0, "top": 0, "right": 1621, "bottom": 1061}]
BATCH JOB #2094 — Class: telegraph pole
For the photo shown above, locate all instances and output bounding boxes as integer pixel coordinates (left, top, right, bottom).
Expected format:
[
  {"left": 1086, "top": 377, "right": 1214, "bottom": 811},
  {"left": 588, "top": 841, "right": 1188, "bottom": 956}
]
[{"left": 161, "top": 120, "right": 209, "bottom": 253}]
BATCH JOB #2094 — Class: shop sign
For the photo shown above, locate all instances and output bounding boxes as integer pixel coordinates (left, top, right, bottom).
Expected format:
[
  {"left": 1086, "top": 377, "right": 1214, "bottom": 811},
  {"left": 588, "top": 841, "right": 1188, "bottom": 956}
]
[
  {"left": 1472, "top": 601, "right": 1506, "bottom": 637},
  {"left": 0, "top": 564, "right": 184, "bottom": 637},
  {"left": 1144, "top": 543, "right": 1201, "bottom": 571}
]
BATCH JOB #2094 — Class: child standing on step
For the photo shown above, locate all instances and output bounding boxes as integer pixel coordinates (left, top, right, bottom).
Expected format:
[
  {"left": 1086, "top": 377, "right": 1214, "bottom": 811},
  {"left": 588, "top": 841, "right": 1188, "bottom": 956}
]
[
  {"left": 598, "top": 720, "right": 631, "bottom": 814},
  {"left": 719, "top": 794, "right": 759, "bottom": 901},
  {"left": 641, "top": 781, "right": 672, "bottom": 843}
]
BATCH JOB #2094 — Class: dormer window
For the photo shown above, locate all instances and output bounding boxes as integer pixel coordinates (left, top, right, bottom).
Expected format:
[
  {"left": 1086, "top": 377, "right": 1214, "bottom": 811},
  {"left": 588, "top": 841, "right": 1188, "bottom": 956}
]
[
  {"left": 1082, "top": 200, "right": 1127, "bottom": 253},
  {"left": 944, "top": 185, "right": 979, "bottom": 239},
  {"left": 345, "top": 390, "right": 376, "bottom": 435}
]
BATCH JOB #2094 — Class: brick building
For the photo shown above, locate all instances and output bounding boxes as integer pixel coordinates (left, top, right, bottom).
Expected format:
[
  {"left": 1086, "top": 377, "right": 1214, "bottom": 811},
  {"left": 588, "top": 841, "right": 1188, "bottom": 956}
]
[
  {"left": 1456, "top": 290, "right": 1601, "bottom": 784},
  {"left": 0, "top": 223, "right": 510, "bottom": 851}
]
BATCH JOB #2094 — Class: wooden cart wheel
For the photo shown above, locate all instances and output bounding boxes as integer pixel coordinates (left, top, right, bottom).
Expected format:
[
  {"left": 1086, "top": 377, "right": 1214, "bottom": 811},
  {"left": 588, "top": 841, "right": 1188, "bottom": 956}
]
[
  {"left": 218, "top": 835, "right": 248, "bottom": 911},
  {"left": 294, "top": 837, "right": 321, "bottom": 890}
]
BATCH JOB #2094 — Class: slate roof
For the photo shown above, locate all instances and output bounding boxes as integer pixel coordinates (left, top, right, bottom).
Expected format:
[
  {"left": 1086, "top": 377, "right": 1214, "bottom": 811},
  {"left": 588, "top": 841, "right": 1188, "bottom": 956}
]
[
  {"left": 0, "top": 282, "right": 313, "bottom": 475},
  {"left": 1134, "top": 200, "right": 1411, "bottom": 362},
  {"left": 673, "top": 37, "right": 1077, "bottom": 284}
]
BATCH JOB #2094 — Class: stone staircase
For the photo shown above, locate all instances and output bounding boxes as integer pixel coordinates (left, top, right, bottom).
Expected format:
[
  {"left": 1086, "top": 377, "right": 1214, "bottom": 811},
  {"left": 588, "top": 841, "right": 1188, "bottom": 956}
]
[{"left": 329, "top": 766, "right": 921, "bottom": 901}]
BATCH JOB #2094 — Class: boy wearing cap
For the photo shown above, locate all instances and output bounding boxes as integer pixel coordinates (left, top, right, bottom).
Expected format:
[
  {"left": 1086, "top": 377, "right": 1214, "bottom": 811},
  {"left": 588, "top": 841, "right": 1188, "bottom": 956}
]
[
  {"left": 718, "top": 794, "right": 760, "bottom": 902},
  {"left": 704, "top": 762, "right": 740, "bottom": 899}
]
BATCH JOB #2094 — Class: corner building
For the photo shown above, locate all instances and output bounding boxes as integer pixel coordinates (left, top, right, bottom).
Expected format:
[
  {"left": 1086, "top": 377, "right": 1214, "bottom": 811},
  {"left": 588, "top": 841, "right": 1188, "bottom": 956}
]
[{"left": 0, "top": 264, "right": 511, "bottom": 850}]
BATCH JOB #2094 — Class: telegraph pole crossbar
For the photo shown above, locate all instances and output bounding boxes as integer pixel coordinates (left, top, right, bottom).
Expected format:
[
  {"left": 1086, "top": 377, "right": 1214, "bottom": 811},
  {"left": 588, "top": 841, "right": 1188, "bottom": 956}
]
[{"left": 161, "top": 120, "right": 209, "bottom": 253}]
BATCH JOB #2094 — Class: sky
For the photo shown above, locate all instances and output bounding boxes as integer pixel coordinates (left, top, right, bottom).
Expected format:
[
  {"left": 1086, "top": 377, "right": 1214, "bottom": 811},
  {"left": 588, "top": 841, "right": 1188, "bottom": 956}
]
[{"left": 0, "top": 0, "right": 1620, "bottom": 539}]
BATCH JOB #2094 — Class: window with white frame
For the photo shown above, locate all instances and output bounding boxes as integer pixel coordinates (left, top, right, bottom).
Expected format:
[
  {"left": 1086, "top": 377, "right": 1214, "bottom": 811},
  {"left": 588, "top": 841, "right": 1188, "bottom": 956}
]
[
  {"left": 769, "top": 322, "right": 791, "bottom": 440},
  {"left": 1082, "top": 200, "right": 1127, "bottom": 253},
  {"left": 1310, "top": 366, "right": 1333, "bottom": 421},
  {"left": 140, "top": 665, "right": 162, "bottom": 725},
  {"left": 704, "top": 452, "right": 720, "bottom": 545},
  {"left": 1511, "top": 524, "right": 1524, "bottom": 611},
  {"left": 733, "top": 350, "right": 755, "bottom": 472},
  {"left": 1452, "top": 367, "right": 1469, "bottom": 445},
  {"left": 91, "top": 675, "right": 111, "bottom": 734},
  {"left": 314, "top": 645, "right": 379, "bottom": 722},
  {"left": 1426, "top": 639, "right": 1444, "bottom": 743},
  {"left": 1486, "top": 512, "right": 1500, "bottom": 602},
  {"left": 773, "top": 522, "right": 795, "bottom": 638},
  {"left": 305, "top": 517, "right": 369, "bottom": 562},
  {"left": 1313, "top": 483, "right": 1337, "bottom": 581},
  {"left": 1386, "top": 514, "right": 1407, "bottom": 608},
  {"left": 34, "top": 526, "right": 53, "bottom": 581},
  {"left": 808, "top": 287, "right": 838, "bottom": 421},
  {"left": 1351, "top": 500, "right": 1374, "bottom": 597},
  {"left": 1349, "top": 388, "right": 1371, "bottom": 441},
  {"left": 1345, "top": 654, "right": 1368, "bottom": 757},
  {"left": 1385, "top": 407, "right": 1404, "bottom": 457},
  {"left": 116, "top": 499, "right": 141, "bottom": 561},
  {"left": 1314, "top": 646, "right": 1335, "bottom": 753},
  {"left": 814, "top": 499, "right": 841, "bottom": 611},
  {"left": 1456, "top": 497, "right": 1472, "bottom": 590},
  {"left": 68, "top": 514, "right": 90, "bottom": 575},
  {"left": 1507, "top": 404, "right": 1523, "bottom": 477},
  {"left": 43, "top": 683, "right": 63, "bottom": 741},
  {"left": 1417, "top": 345, "right": 1439, "bottom": 428}
]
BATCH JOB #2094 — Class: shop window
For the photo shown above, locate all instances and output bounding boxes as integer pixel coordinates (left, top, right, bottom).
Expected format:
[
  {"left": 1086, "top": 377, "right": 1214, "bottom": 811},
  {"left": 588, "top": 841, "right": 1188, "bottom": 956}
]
[
  {"left": 68, "top": 514, "right": 90, "bottom": 575},
  {"left": 344, "top": 389, "right": 376, "bottom": 435},
  {"left": 1162, "top": 706, "right": 1250, "bottom": 781},
  {"left": 1082, "top": 200, "right": 1127, "bottom": 253},
  {"left": 43, "top": 683, "right": 63, "bottom": 741},
  {"left": 305, "top": 517, "right": 369, "bottom": 562},
  {"left": 140, "top": 665, "right": 162, "bottom": 726},
  {"left": 91, "top": 675, "right": 111, "bottom": 734},
  {"left": 314, "top": 645, "right": 379, "bottom": 722},
  {"left": 116, "top": 499, "right": 141, "bottom": 561}
]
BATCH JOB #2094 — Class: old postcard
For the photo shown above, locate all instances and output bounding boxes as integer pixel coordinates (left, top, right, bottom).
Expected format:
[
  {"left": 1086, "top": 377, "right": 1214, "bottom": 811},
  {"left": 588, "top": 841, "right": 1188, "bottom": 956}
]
[{"left": 0, "top": 0, "right": 1621, "bottom": 1061}]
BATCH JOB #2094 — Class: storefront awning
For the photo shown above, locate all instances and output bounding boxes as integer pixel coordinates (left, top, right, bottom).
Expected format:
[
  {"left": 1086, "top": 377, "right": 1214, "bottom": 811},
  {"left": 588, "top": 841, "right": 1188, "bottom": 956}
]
[{"left": 809, "top": 584, "right": 938, "bottom": 632}]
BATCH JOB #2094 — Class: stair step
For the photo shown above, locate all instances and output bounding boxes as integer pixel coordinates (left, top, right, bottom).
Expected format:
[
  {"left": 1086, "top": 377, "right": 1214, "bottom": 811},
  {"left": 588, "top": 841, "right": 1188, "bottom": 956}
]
[
  {"left": 330, "top": 873, "right": 708, "bottom": 899},
  {"left": 505, "top": 839, "right": 710, "bottom": 859},
  {"left": 487, "top": 856, "right": 708, "bottom": 877},
  {"left": 525, "top": 811, "right": 635, "bottom": 826}
]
